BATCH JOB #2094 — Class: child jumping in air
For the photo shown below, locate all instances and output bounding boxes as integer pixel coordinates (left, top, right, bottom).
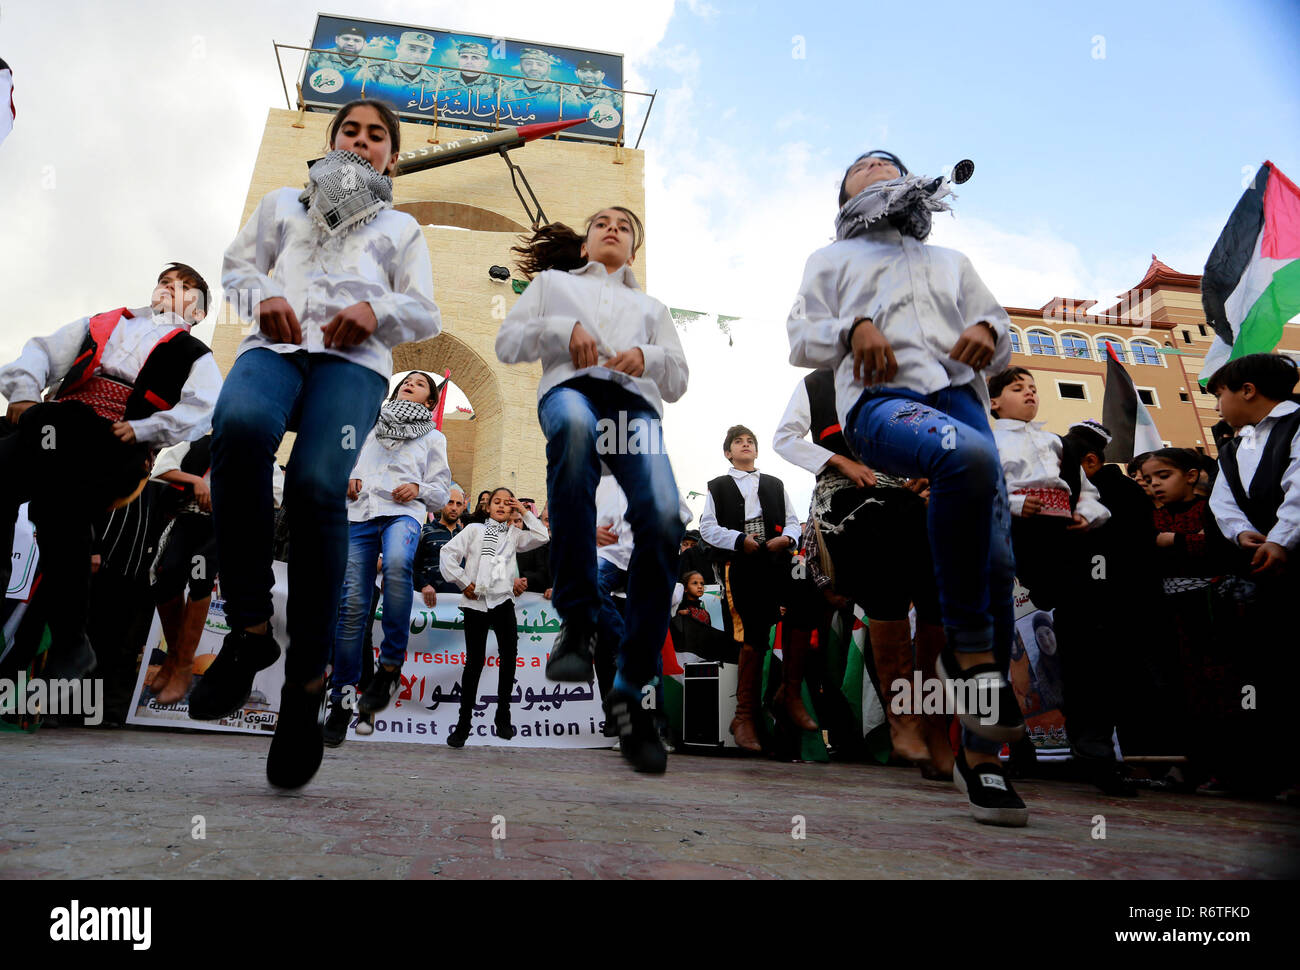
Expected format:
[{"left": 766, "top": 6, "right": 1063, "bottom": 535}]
[
  {"left": 496, "top": 205, "right": 688, "bottom": 774},
  {"left": 194, "top": 98, "right": 441, "bottom": 789},
  {"left": 787, "top": 149, "right": 1028, "bottom": 826},
  {"left": 439, "top": 488, "right": 549, "bottom": 747},
  {"left": 323, "top": 370, "right": 450, "bottom": 747}
]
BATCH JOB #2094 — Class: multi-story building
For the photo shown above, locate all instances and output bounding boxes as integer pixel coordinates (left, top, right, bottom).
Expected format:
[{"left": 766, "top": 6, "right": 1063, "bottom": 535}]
[{"left": 1004, "top": 256, "right": 1300, "bottom": 457}]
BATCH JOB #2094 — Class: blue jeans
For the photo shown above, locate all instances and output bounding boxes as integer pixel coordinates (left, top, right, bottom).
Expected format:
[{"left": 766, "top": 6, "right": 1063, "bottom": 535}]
[
  {"left": 595, "top": 558, "right": 628, "bottom": 698},
  {"left": 845, "top": 383, "right": 1015, "bottom": 755},
  {"left": 538, "top": 378, "right": 684, "bottom": 691},
  {"left": 211, "top": 349, "right": 387, "bottom": 686},
  {"left": 331, "top": 514, "right": 422, "bottom": 703}
]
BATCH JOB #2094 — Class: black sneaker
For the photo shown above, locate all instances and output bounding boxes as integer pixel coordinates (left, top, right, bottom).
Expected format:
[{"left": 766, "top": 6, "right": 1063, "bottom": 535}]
[
  {"left": 545, "top": 620, "right": 596, "bottom": 682},
  {"left": 188, "top": 627, "right": 280, "bottom": 721},
  {"left": 322, "top": 700, "right": 350, "bottom": 748},
  {"left": 267, "top": 682, "right": 327, "bottom": 790},
  {"left": 607, "top": 690, "right": 667, "bottom": 774},
  {"left": 447, "top": 721, "right": 471, "bottom": 748},
  {"left": 936, "top": 646, "right": 1026, "bottom": 744},
  {"left": 358, "top": 664, "right": 402, "bottom": 715},
  {"left": 953, "top": 748, "right": 1028, "bottom": 827}
]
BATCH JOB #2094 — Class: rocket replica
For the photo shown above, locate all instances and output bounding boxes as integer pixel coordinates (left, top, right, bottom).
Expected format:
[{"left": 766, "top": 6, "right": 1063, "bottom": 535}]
[{"left": 394, "top": 117, "right": 587, "bottom": 176}]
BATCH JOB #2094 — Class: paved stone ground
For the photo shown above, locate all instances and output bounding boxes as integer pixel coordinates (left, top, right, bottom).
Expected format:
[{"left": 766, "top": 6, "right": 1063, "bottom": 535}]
[{"left": 1, "top": 728, "right": 1297, "bottom": 879}]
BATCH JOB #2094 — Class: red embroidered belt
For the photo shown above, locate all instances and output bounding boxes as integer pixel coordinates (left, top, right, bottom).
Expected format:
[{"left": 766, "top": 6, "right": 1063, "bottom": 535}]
[
  {"left": 1012, "top": 486, "right": 1072, "bottom": 517},
  {"left": 60, "top": 376, "right": 132, "bottom": 422}
]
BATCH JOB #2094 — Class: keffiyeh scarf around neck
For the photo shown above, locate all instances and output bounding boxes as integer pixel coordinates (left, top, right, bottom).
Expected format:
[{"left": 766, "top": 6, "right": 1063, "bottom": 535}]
[
  {"left": 835, "top": 174, "right": 954, "bottom": 243},
  {"left": 299, "top": 150, "right": 393, "bottom": 237},
  {"left": 374, "top": 400, "right": 433, "bottom": 447}
]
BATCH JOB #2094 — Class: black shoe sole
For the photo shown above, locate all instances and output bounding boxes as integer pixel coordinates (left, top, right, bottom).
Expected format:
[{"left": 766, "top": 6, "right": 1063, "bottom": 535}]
[
  {"left": 267, "top": 689, "right": 326, "bottom": 790},
  {"left": 546, "top": 628, "right": 595, "bottom": 683},
  {"left": 188, "top": 638, "right": 280, "bottom": 721}
]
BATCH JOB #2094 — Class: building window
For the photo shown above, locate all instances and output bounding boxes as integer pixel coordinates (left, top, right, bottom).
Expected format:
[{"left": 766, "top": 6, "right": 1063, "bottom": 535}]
[
  {"left": 1130, "top": 340, "right": 1162, "bottom": 366},
  {"left": 1057, "top": 381, "right": 1088, "bottom": 400},
  {"left": 1198, "top": 324, "right": 1207, "bottom": 336},
  {"left": 1182, "top": 329, "right": 1192, "bottom": 344},
  {"left": 1028, "top": 329, "right": 1058, "bottom": 356},
  {"left": 1137, "top": 388, "right": 1159, "bottom": 407},
  {"left": 1179, "top": 391, "right": 1190, "bottom": 402},
  {"left": 1061, "top": 334, "right": 1091, "bottom": 359},
  {"left": 1009, "top": 329, "right": 1022, "bottom": 354},
  {"left": 1096, "top": 336, "right": 1126, "bottom": 362}
]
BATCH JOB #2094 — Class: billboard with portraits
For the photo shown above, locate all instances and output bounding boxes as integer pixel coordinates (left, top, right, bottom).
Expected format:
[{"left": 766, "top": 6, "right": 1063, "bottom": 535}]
[{"left": 300, "top": 13, "right": 627, "bottom": 143}]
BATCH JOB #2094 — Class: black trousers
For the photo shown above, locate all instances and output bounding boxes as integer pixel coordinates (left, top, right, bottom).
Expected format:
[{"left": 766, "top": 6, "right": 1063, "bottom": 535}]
[
  {"left": 1, "top": 403, "right": 149, "bottom": 663},
  {"left": 458, "top": 602, "right": 518, "bottom": 724}
]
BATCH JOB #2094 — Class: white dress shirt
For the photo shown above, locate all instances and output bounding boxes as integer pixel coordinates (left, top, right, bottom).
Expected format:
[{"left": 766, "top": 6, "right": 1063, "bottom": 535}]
[
  {"left": 699, "top": 467, "right": 802, "bottom": 551},
  {"left": 773, "top": 380, "right": 836, "bottom": 475},
  {"left": 1210, "top": 400, "right": 1300, "bottom": 549},
  {"left": 595, "top": 473, "right": 634, "bottom": 572},
  {"left": 346, "top": 425, "right": 451, "bottom": 523},
  {"left": 786, "top": 227, "right": 1011, "bottom": 428},
  {"left": 0, "top": 306, "right": 222, "bottom": 448},
  {"left": 993, "top": 418, "right": 1110, "bottom": 526},
  {"left": 439, "top": 510, "right": 549, "bottom": 611},
  {"left": 221, "top": 187, "right": 441, "bottom": 380},
  {"left": 495, "top": 261, "right": 689, "bottom": 417}
]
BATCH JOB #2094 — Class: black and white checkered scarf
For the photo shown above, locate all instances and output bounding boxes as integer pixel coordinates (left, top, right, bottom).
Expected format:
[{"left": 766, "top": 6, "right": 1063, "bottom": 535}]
[
  {"left": 300, "top": 150, "right": 393, "bottom": 237},
  {"left": 835, "top": 174, "right": 954, "bottom": 243},
  {"left": 373, "top": 400, "right": 433, "bottom": 447}
]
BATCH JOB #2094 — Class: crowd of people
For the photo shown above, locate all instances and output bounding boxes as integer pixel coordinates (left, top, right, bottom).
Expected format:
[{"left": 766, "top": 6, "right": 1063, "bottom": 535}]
[{"left": 0, "top": 104, "right": 1295, "bottom": 828}]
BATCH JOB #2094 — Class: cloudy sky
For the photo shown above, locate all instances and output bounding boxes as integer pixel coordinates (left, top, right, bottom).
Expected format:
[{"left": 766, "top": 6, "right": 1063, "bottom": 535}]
[{"left": 2, "top": 0, "right": 1297, "bottom": 519}]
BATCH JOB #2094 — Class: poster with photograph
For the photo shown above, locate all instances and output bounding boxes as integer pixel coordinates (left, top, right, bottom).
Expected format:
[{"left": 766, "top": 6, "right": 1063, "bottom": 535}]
[{"left": 301, "top": 14, "right": 626, "bottom": 142}]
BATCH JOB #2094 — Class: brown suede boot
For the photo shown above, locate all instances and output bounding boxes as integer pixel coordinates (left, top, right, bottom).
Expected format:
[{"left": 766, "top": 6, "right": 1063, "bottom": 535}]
[
  {"left": 869, "top": 619, "right": 931, "bottom": 764},
  {"left": 915, "top": 623, "right": 955, "bottom": 779},
  {"left": 776, "top": 629, "right": 819, "bottom": 731},
  {"left": 729, "top": 644, "right": 763, "bottom": 752}
]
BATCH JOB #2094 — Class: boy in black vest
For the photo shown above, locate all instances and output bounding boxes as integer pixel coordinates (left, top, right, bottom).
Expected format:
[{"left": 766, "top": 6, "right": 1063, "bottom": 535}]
[
  {"left": 1208, "top": 353, "right": 1299, "bottom": 796},
  {"left": 0, "top": 263, "right": 222, "bottom": 678},
  {"left": 1208, "top": 353, "right": 1300, "bottom": 581},
  {"left": 699, "top": 424, "right": 800, "bottom": 750}
]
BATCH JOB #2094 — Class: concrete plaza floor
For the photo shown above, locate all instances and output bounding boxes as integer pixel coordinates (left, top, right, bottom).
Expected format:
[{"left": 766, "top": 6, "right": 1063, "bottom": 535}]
[{"left": 1, "top": 727, "right": 1296, "bottom": 879}]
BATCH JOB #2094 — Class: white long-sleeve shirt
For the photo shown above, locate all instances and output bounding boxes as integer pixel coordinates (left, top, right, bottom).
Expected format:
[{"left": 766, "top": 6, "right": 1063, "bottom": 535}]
[
  {"left": 0, "top": 306, "right": 222, "bottom": 448},
  {"left": 495, "top": 261, "right": 688, "bottom": 417},
  {"left": 596, "top": 473, "right": 634, "bottom": 572},
  {"left": 439, "top": 510, "right": 549, "bottom": 611},
  {"left": 346, "top": 425, "right": 451, "bottom": 523},
  {"left": 786, "top": 227, "right": 1011, "bottom": 428},
  {"left": 773, "top": 379, "right": 835, "bottom": 476},
  {"left": 1210, "top": 400, "right": 1300, "bottom": 550},
  {"left": 993, "top": 418, "right": 1110, "bottom": 526},
  {"left": 698, "top": 467, "right": 801, "bottom": 551},
  {"left": 221, "top": 187, "right": 441, "bottom": 380}
]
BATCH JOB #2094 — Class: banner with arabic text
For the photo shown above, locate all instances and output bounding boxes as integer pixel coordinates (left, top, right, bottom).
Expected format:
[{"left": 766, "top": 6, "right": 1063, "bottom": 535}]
[{"left": 126, "top": 561, "right": 607, "bottom": 747}]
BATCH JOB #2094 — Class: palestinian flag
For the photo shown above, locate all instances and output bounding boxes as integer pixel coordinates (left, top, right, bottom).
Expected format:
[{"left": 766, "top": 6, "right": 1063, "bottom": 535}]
[
  {"left": 0, "top": 58, "right": 13, "bottom": 148},
  {"left": 1199, "top": 161, "right": 1300, "bottom": 384},
  {"left": 1102, "top": 341, "right": 1162, "bottom": 462}
]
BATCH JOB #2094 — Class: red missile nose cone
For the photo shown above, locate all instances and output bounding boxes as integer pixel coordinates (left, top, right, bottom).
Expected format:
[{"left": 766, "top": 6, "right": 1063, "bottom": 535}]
[{"left": 515, "top": 117, "right": 589, "bottom": 142}]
